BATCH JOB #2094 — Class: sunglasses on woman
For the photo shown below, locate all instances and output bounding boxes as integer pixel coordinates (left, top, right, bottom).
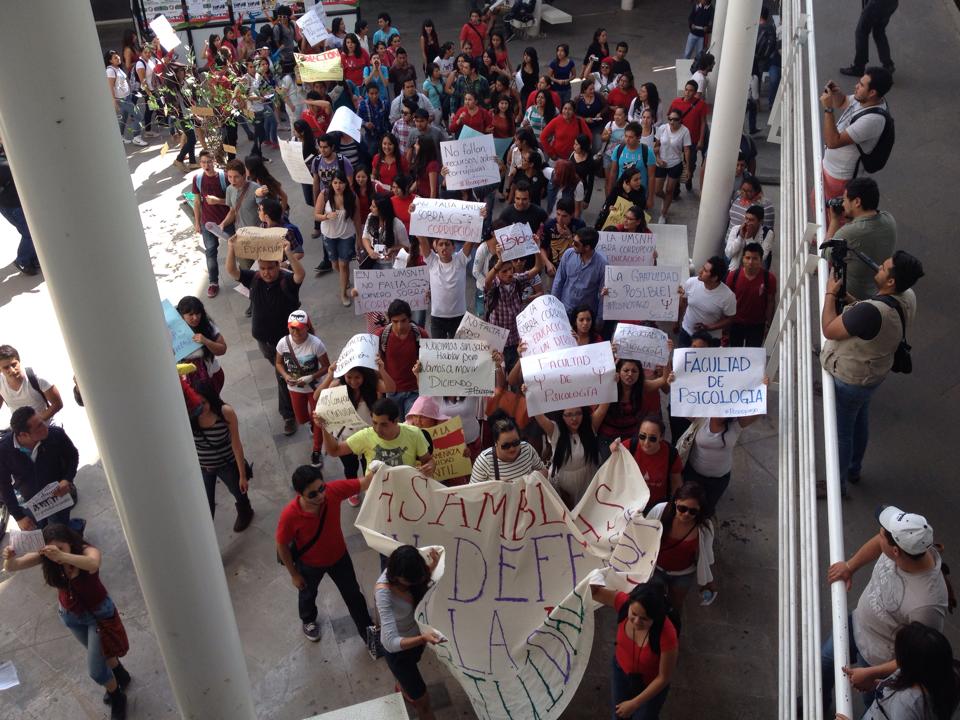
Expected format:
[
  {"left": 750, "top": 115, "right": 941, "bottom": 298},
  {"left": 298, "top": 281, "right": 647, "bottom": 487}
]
[
  {"left": 675, "top": 504, "right": 699, "bottom": 517},
  {"left": 669, "top": 117, "right": 681, "bottom": 122},
  {"left": 499, "top": 440, "right": 522, "bottom": 450},
  {"left": 636, "top": 432, "right": 660, "bottom": 443}
]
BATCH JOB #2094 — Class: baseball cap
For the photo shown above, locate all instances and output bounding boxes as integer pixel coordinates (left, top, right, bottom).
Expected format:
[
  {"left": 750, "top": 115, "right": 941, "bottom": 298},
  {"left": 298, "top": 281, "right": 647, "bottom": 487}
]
[
  {"left": 287, "top": 310, "right": 309, "bottom": 328},
  {"left": 877, "top": 505, "right": 934, "bottom": 555}
]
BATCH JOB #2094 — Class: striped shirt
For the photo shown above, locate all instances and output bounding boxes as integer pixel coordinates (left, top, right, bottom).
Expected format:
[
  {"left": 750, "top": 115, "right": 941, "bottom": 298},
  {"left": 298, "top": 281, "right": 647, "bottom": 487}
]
[
  {"left": 470, "top": 443, "right": 545, "bottom": 484},
  {"left": 193, "top": 418, "right": 235, "bottom": 469},
  {"left": 728, "top": 193, "right": 776, "bottom": 233}
]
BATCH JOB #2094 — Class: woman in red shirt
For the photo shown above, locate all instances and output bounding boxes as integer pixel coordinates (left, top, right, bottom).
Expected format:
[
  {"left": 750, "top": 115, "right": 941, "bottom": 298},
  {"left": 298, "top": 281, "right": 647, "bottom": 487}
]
[
  {"left": 593, "top": 359, "right": 669, "bottom": 455},
  {"left": 3, "top": 525, "right": 133, "bottom": 718},
  {"left": 341, "top": 34, "right": 370, "bottom": 87},
  {"left": 607, "top": 71, "right": 639, "bottom": 112},
  {"left": 410, "top": 135, "right": 441, "bottom": 198},
  {"left": 540, "top": 101, "right": 591, "bottom": 160},
  {"left": 611, "top": 415, "right": 683, "bottom": 510},
  {"left": 390, "top": 174, "right": 416, "bottom": 230},
  {"left": 591, "top": 582, "right": 679, "bottom": 719},
  {"left": 449, "top": 91, "right": 494, "bottom": 136},
  {"left": 491, "top": 96, "right": 516, "bottom": 140},
  {"left": 372, "top": 132, "right": 408, "bottom": 192}
]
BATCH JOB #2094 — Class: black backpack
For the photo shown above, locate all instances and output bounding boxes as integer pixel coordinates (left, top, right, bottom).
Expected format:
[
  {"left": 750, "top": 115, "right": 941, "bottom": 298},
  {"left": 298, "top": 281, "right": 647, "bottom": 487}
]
[{"left": 852, "top": 107, "right": 895, "bottom": 176}]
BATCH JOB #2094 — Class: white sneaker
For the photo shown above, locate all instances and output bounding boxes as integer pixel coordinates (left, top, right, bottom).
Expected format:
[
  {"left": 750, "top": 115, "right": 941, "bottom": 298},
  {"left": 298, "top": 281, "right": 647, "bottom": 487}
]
[
  {"left": 657, "top": 214, "right": 666, "bottom": 224},
  {"left": 131, "top": 136, "right": 148, "bottom": 146},
  {"left": 122, "top": 138, "right": 132, "bottom": 145}
]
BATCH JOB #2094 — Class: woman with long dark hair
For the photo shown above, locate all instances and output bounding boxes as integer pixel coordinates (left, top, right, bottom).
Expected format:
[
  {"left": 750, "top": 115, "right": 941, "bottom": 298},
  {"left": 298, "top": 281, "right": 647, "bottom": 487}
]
[
  {"left": 340, "top": 33, "right": 370, "bottom": 86},
  {"left": 177, "top": 296, "right": 228, "bottom": 395},
  {"left": 316, "top": 170, "right": 358, "bottom": 305},
  {"left": 361, "top": 194, "right": 409, "bottom": 270},
  {"left": 246, "top": 154, "right": 289, "bottom": 215},
  {"left": 351, "top": 164, "right": 373, "bottom": 238},
  {"left": 630, "top": 82, "right": 665, "bottom": 126},
  {"left": 376, "top": 545, "right": 443, "bottom": 719},
  {"left": 3, "top": 524, "right": 133, "bottom": 719},
  {"left": 419, "top": 19, "right": 441, "bottom": 75},
  {"left": 571, "top": 305, "right": 603, "bottom": 346},
  {"left": 594, "top": 358, "right": 670, "bottom": 460},
  {"left": 547, "top": 43, "right": 577, "bottom": 104},
  {"left": 597, "top": 166, "right": 648, "bottom": 230},
  {"left": 410, "top": 135, "right": 441, "bottom": 198},
  {"left": 582, "top": 28, "right": 610, "bottom": 75},
  {"left": 530, "top": 405, "right": 599, "bottom": 507},
  {"left": 517, "top": 47, "right": 540, "bottom": 101},
  {"left": 591, "top": 581, "right": 679, "bottom": 719},
  {"left": 523, "top": 89, "right": 557, "bottom": 140},
  {"left": 293, "top": 119, "right": 320, "bottom": 233},
  {"left": 372, "top": 132, "right": 408, "bottom": 191}
]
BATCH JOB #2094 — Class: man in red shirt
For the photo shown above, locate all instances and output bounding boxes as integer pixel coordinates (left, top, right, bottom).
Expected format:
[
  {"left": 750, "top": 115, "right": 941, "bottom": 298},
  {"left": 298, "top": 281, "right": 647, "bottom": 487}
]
[
  {"left": 191, "top": 150, "right": 232, "bottom": 297},
  {"left": 276, "top": 464, "right": 375, "bottom": 642},
  {"left": 459, "top": 10, "right": 488, "bottom": 59},
  {"left": 375, "top": 299, "right": 429, "bottom": 420},
  {"left": 669, "top": 81, "right": 709, "bottom": 192},
  {"left": 724, "top": 242, "right": 777, "bottom": 347}
]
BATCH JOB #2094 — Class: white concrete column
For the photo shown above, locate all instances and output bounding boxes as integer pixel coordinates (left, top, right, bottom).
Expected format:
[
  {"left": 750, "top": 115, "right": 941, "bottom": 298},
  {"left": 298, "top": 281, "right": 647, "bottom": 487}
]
[
  {"left": 0, "top": 3, "right": 256, "bottom": 718},
  {"left": 691, "top": 0, "right": 762, "bottom": 271}
]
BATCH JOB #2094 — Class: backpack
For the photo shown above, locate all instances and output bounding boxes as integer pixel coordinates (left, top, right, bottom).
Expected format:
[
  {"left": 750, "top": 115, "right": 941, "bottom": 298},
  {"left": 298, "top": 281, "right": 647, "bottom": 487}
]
[
  {"left": 378, "top": 323, "right": 423, "bottom": 357},
  {"left": 753, "top": 24, "right": 778, "bottom": 71},
  {"left": 874, "top": 295, "right": 912, "bottom": 374},
  {"left": 24, "top": 368, "right": 51, "bottom": 408},
  {"left": 852, "top": 107, "right": 895, "bottom": 176},
  {"left": 194, "top": 170, "right": 227, "bottom": 195},
  {"left": 613, "top": 142, "right": 651, "bottom": 172}
]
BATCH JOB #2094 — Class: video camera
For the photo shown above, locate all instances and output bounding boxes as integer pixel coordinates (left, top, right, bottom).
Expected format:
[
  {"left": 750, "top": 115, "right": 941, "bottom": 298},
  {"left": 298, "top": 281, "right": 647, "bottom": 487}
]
[{"left": 818, "top": 238, "right": 881, "bottom": 311}]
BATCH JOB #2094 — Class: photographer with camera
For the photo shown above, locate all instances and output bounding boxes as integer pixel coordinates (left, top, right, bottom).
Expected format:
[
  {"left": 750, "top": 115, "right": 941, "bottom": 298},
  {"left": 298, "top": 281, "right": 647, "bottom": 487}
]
[
  {"left": 819, "top": 250, "right": 923, "bottom": 496},
  {"left": 825, "top": 177, "right": 897, "bottom": 302}
]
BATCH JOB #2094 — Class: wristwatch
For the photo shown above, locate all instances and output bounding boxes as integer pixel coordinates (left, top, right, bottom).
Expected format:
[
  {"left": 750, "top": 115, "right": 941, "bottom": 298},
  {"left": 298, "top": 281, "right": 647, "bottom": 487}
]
[{"left": 823, "top": 107, "right": 835, "bottom": 114}]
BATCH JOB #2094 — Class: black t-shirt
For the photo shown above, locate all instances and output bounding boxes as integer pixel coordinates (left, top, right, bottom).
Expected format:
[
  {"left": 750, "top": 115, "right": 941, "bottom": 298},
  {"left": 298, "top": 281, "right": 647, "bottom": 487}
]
[
  {"left": 498, "top": 204, "right": 548, "bottom": 236},
  {"left": 0, "top": 157, "right": 20, "bottom": 208},
  {"left": 240, "top": 269, "right": 302, "bottom": 345},
  {"left": 840, "top": 301, "right": 882, "bottom": 340}
]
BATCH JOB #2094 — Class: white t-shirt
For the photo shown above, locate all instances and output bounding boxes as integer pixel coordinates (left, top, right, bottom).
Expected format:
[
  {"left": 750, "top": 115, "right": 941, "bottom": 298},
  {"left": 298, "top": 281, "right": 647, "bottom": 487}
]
[
  {"left": 106, "top": 66, "right": 130, "bottom": 99},
  {"left": 275, "top": 334, "right": 328, "bottom": 393},
  {"left": 426, "top": 251, "right": 470, "bottom": 318},
  {"left": 0, "top": 370, "right": 51, "bottom": 414},
  {"left": 689, "top": 70, "right": 710, "bottom": 102},
  {"left": 688, "top": 420, "right": 744, "bottom": 477},
  {"left": 135, "top": 57, "right": 159, "bottom": 91},
  {"left": 655, "top": 123, "right": 692, "bottom": 167},
  {"left": 853, "top": 551, "right": 948, "bottom": 666},
  {"left": 320, "top": 199, "right": 355, "bottom": 239},
  {"left": 822, "top": 97, "right": 888, "bottom": 180},
  {"left": 473, "top": 241, "right": 493, "bottom": 291},
  {"left": 439, "top": 396, "right": 481, "bottom": 444},
  {"left": 279, "top": 74, "right": 304, "bottom": 111},
  {"left": 682, "top": 277, "right": 737, "bottom": 337},
  {"left": 434, "top": 55, "right": 456, "bottom": 77}
]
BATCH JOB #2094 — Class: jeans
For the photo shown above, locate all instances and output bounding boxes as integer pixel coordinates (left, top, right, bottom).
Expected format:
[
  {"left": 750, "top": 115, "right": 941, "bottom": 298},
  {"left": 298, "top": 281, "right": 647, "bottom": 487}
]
[
  {"left": 853, "top": 0, "right": 899, "bottom": 69},
  {"left": 430, "top": 315, "right": 463, "bottom": 339},
  {"left": 833, "top": 377, "right": 880, "bottom": 491},
  {"left": 175, "top": 123, "right": 197, "bottom": 163},
  {"left": 821, "top": 615, "right": 877, "bottom": 713},
  {"left": 200, "top": 462, "right": 248, "bottom": 517},
  {"left": 117, "top": 95, "right": 143, "bottom": 138},
  {"left": 263, "top": 110, "right": 279, "bottom": 144},
  {"left": 200, "top": 223, "right": 233, "bottom": 284},
  {"left": 610, "top": 656, "right": 670, "bottom": 719},
  {"left": 683, "top": 33, "right": 704, "bottom": 59},
  {"left": 258, "top": 339, "right": 295, "bottom": 420},
  {"left": 0, "top": 205, "right": 39, "bottom": 268},
  {"left": 387, "top": 391, "right": 419, "bottom": 421},
  {"left": 766, "top": 62, "right": 782, "bottom": 107},
  {"left": 296, "top": 552, "right": 372, "bottom": 638},
  {"left": 59, "top": 596, "right": 118, "bottom": 686}
]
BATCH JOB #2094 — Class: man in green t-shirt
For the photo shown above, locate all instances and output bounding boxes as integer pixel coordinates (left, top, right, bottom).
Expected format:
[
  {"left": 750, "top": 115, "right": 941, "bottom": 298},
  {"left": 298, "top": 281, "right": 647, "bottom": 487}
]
[{"left": 319, "top": 397, "right": 432, "bottom": 471}]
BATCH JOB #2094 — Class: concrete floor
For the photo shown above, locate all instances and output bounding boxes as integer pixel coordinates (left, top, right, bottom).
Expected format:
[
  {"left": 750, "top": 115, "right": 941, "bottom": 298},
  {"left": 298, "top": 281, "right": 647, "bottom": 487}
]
[{"left": 7, "top": 0, "right": 936, "bottom": 720}]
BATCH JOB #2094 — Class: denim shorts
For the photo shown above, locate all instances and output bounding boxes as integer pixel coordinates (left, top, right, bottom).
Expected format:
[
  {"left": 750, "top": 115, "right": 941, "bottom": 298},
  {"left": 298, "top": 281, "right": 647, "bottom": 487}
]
[{"left": 323, "top": 234, "right": 356, "bottom": 263}]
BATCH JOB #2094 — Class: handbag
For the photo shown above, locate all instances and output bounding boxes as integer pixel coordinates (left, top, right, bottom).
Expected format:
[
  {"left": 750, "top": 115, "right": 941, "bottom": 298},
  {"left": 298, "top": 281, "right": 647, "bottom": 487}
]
[
  {"left": 874, "top": 296, "right": 912, "bottom": 374},
  {"left": 675, "top": 418, "right": 705, "bottom": 465},
  {"left": 97, "top": 611, "right": 130, "bottom": 658}
]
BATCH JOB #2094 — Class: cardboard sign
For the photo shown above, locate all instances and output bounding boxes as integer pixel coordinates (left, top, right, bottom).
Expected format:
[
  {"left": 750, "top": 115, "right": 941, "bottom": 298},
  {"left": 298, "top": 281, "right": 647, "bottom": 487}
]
[
  {"left": 454, "top": 312, "right": 509, "bottom": 353},
  {"left": 149, "top": 15, "right": 181, "bottom": 51},
  {"left": 423, "top": 416, "right": 473, "bottom": 481},
  {"left": 354, "top": 452, "right": 661, "bottom": 720},
  {"left": 597, "top": 231, "right": 656, "bottom": 266},
  {"left": 671, "top": 347, "right": 767, "bottom": 418},
  {"left": 279, "top": 139, "right": 314, "bottom": 185},
  {"left": 234, "top": 226, "right": 287, "bottom": 261},
  {"left": 440, "top": 134, "right": 500, "bottom": 190},
  {"left": 409, "top": 198, "right": 485, "bottom": 243},
  {"left": 161, "top": 299, "right": 203, "bottom": 361},
  {"left": 334, "top": 334, "right": 379, "bottom": 377},
  {"left": 495, "top": 222, "right": 539, "bottom": 261},
  {"left": 296, "top": 6, "right": 330, "bottom": 46},
  {"left": 521, "top": 342, "right": 618, "bottom": 415},
  {"left": 316, "top": 385, "right": 368, "bottom": 432},
  {"left": 418, "top": 339, "right": 496, "bottom": 397},
  {"left": 603, "top": 265, "right": 683, "bottom": 322},
  {"left": 26, "top": 482, "right": 75, "bottom": 522},
  {"left": 515, "top": 295, "right": 577, "bottom": 356},
  {"left": 603, "top": 196, "right": 633, "bottom": 229},
  {"left": 328, "top": 106, "right": 363, "bottom": 142},
  {"left": 613, "top": 324, "right": 670, "bottom": 369},
  {"left": 10, "top": 530, "right": 46, "bottom": 555},
  {"left": 354, "top": 267, "right": 430, "bottom": 314},
  {"left": 295, "top": 50, "right": 343, "bottom": 82}
]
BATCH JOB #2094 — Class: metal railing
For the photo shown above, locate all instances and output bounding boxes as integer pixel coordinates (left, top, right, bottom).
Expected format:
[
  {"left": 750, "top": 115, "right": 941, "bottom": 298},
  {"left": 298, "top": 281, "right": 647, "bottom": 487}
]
[{"left": 769, "top": 0, "right": 851, "bottom": 717}]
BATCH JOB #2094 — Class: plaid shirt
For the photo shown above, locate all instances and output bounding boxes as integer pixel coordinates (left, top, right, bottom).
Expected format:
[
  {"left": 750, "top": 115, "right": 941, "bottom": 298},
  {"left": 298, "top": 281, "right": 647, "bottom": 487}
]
[
  {"left": 392, "top": 117, "right": 413, "bottom": 156},
  {"left": 487, "top": 274, "right": 532, "bottom": 347},
  {"left": 358, "top": 96, "right": 390, "bottom": 146}
]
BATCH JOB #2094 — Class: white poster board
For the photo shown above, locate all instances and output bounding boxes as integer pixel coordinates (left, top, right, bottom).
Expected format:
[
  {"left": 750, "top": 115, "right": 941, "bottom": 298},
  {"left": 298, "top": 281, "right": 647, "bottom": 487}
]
[
  {"left": 494, "top": 222, "right": 539, "bottom": 261},
  {"left": 454, "top": 312, "right": 510, "bottom": 353},
  {"left": 328, "top": 106, "right": 363, "bottom": 142},
  {"left": 354, "top": 267, "right": 430, "bottom": 314},
  {"left": 10, "top": 530, "right": 46, "bottom": 555},
  {"left": 597, "top": 231, "right": 656, "bottom": 266},
  {"left": 418, "top": 339, "right": 496, "bottom": 397},
  {"left": 149, "top": 15, "right": 181, "bottom": 51},
  {"left": 521, "top": 342, "right": 618, "bottom": 415},
  {"left": 648, "top": 223, "right": 690, "bottom": 272},
  {"left": 440, "top": 134, "right": 500, "bottom": 190},
  {"left": 279, "top": 139, "right": 314, "bottom": 185},
  {"left": 515, "top": 295, "right": 577, "bottom": 356},
  {"left": 296, "top": 6, "right": 331, "bottom": 46},
  {"left": 334, "top": 333, "right": 380, "bottom": 377},
  {"left": 603, "top": 265, "right": 683, "bottom": 322},
  {"left": 26, "top": 482, "right": 75, "bottom": 522},
  {"left": 315, "top": 385, "right": 368, "bottom": 431},
  {"left": 409, "top": 198, "right": 486, "bottom": 243},
  {"left": 612, "top": 324, "right": 670, "bottom": 369},
  {"left": 671, "top": 347, "right": 767, "bottom": 418}
]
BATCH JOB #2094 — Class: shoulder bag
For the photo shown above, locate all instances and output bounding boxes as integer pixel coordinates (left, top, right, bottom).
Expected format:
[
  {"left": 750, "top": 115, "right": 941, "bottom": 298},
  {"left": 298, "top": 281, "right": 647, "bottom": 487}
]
[
  {"left": 874, "top": 295, "right": 912, "bottom": 374},
  {"left": 276, "top": 503, "right": 328, "bottom": 565}
]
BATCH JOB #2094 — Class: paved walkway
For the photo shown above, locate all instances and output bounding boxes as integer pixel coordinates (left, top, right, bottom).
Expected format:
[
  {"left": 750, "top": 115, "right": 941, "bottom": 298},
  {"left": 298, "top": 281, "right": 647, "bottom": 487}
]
[{"left": 0, "top": 2, "right": 783, "bottom": 718}]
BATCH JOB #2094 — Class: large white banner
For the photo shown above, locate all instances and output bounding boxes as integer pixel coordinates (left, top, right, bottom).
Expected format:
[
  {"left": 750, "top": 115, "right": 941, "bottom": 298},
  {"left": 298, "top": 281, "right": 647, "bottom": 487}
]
[
  {"left": 597, "top": 231, "right": 656, "bottom": 266},
  {"left": 671, "top": 347, "right": 767, "bottom": 418},
  {"left": 354, "top": 267, "right": 430, "bottom": 314},
  {"left": 603, "top": 265, "right": 683, "bottom": 321},
  {"left": 454, "top": 312, "right": 509, "bottom": 353},
  {"left": 355, "top": 451, "right": 661, "bottom": 720},
  {"left": 520, "top": 342, "right": 618, "bottom": 415},
  {"left": 409, "top": 198, "right": 486, "bottom": 243},
  {"left": 515, "top": 295, "right": 577, "bottom": 356},
  {"left": 612, "top": 324, "right": 670, "bottom": 369},
  {"left": 441, "top": 134, "right": 500, "bottom": 190},
  {"left": 418, "top": 339, "right": 496, "bottom": 397}
]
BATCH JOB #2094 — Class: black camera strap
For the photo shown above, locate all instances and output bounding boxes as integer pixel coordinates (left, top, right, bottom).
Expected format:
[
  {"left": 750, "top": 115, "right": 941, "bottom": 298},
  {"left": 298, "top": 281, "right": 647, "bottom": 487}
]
[{"left": 874, "top": 295, "right": 906, "bottom": 342}]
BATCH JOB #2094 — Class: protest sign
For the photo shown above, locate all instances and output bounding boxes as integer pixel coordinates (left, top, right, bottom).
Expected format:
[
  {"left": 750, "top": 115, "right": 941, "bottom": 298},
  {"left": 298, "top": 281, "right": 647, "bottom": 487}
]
[
  {"left": 234, "top": 226, "right": 287, "bottom": 261},
  {"left": 26, "top": 482, "right": 75, "bottom": 522},
  {"left": 671, "top": 347, "right": 767, "bottom": 418},
  {"left": 418, "top": 339, "right": 495, "bottom": 397},
  {"left": 328, "top": 106, "right": 363, "bottom": 142},
  {"left": 440, "top": 134, "right": 499, "bottom": 190},
  {"left": 143, "top": 0, "right": 184, "bottom": 23},
  {"left": 354, "top": 449, "right": 661, "bottom": 720},
  {"left": 296, "top": 6, "right": 330, "bottom": 46},
  {"left": 613, "top": 324, "right": 670, "bottom": 369},
  {"left": 603, "top": 196, "right": 633, "bottom": 229},
  {"left": 295, "top": 50, "right": 343, "bottom": 82},
  {"left": 459, "top": 124, "right": 513, "bottom": 160},
  {"left": 648, "top": 223, "right": 690, "bottom": 271},
  {"left": 161, "top": 299, "right": 202, "bottom": 360},
  {"left": 515, "top": 295, "right": 577, "bottom": 356},
  {"left": 279, "top": 139, "right": 314, "bottom": 185},
  {"left": 603, "top": 265, "right": 683, "bottom": 321},
  {"left": 393, "top": 248, "right": 409, "bottom": 269},
  {"left": 354, "top": 267, "right": 430, "bottom": 314},
  {"left": 315, "top": 385, "right": 368, "bottom": 432},
  {"left": 521, "top": 342, "right": 618, "bottom": 415},
  {"left": 423, "top": 416, "right": 473, "bottom": 481},
  {"left": 597, "top": 231, "right": 656, "bottom": 266},
  {"left": 10, "top": 530, "right": 45, "bottom": 555},
  {"left": 454, "top": 312, "right": 509, "bottom": 353},
  {"left": 409, "top": 198, "right": 485, "bottom": 243},
  {"left": 334, "top": 334, "right": 379, "bottom": 377},
  {"left": 494, "top": 222, "right": 539, "bottom": 261},
  {"left": 149, "top": 15, "right": 181, "bottom": 51}
]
